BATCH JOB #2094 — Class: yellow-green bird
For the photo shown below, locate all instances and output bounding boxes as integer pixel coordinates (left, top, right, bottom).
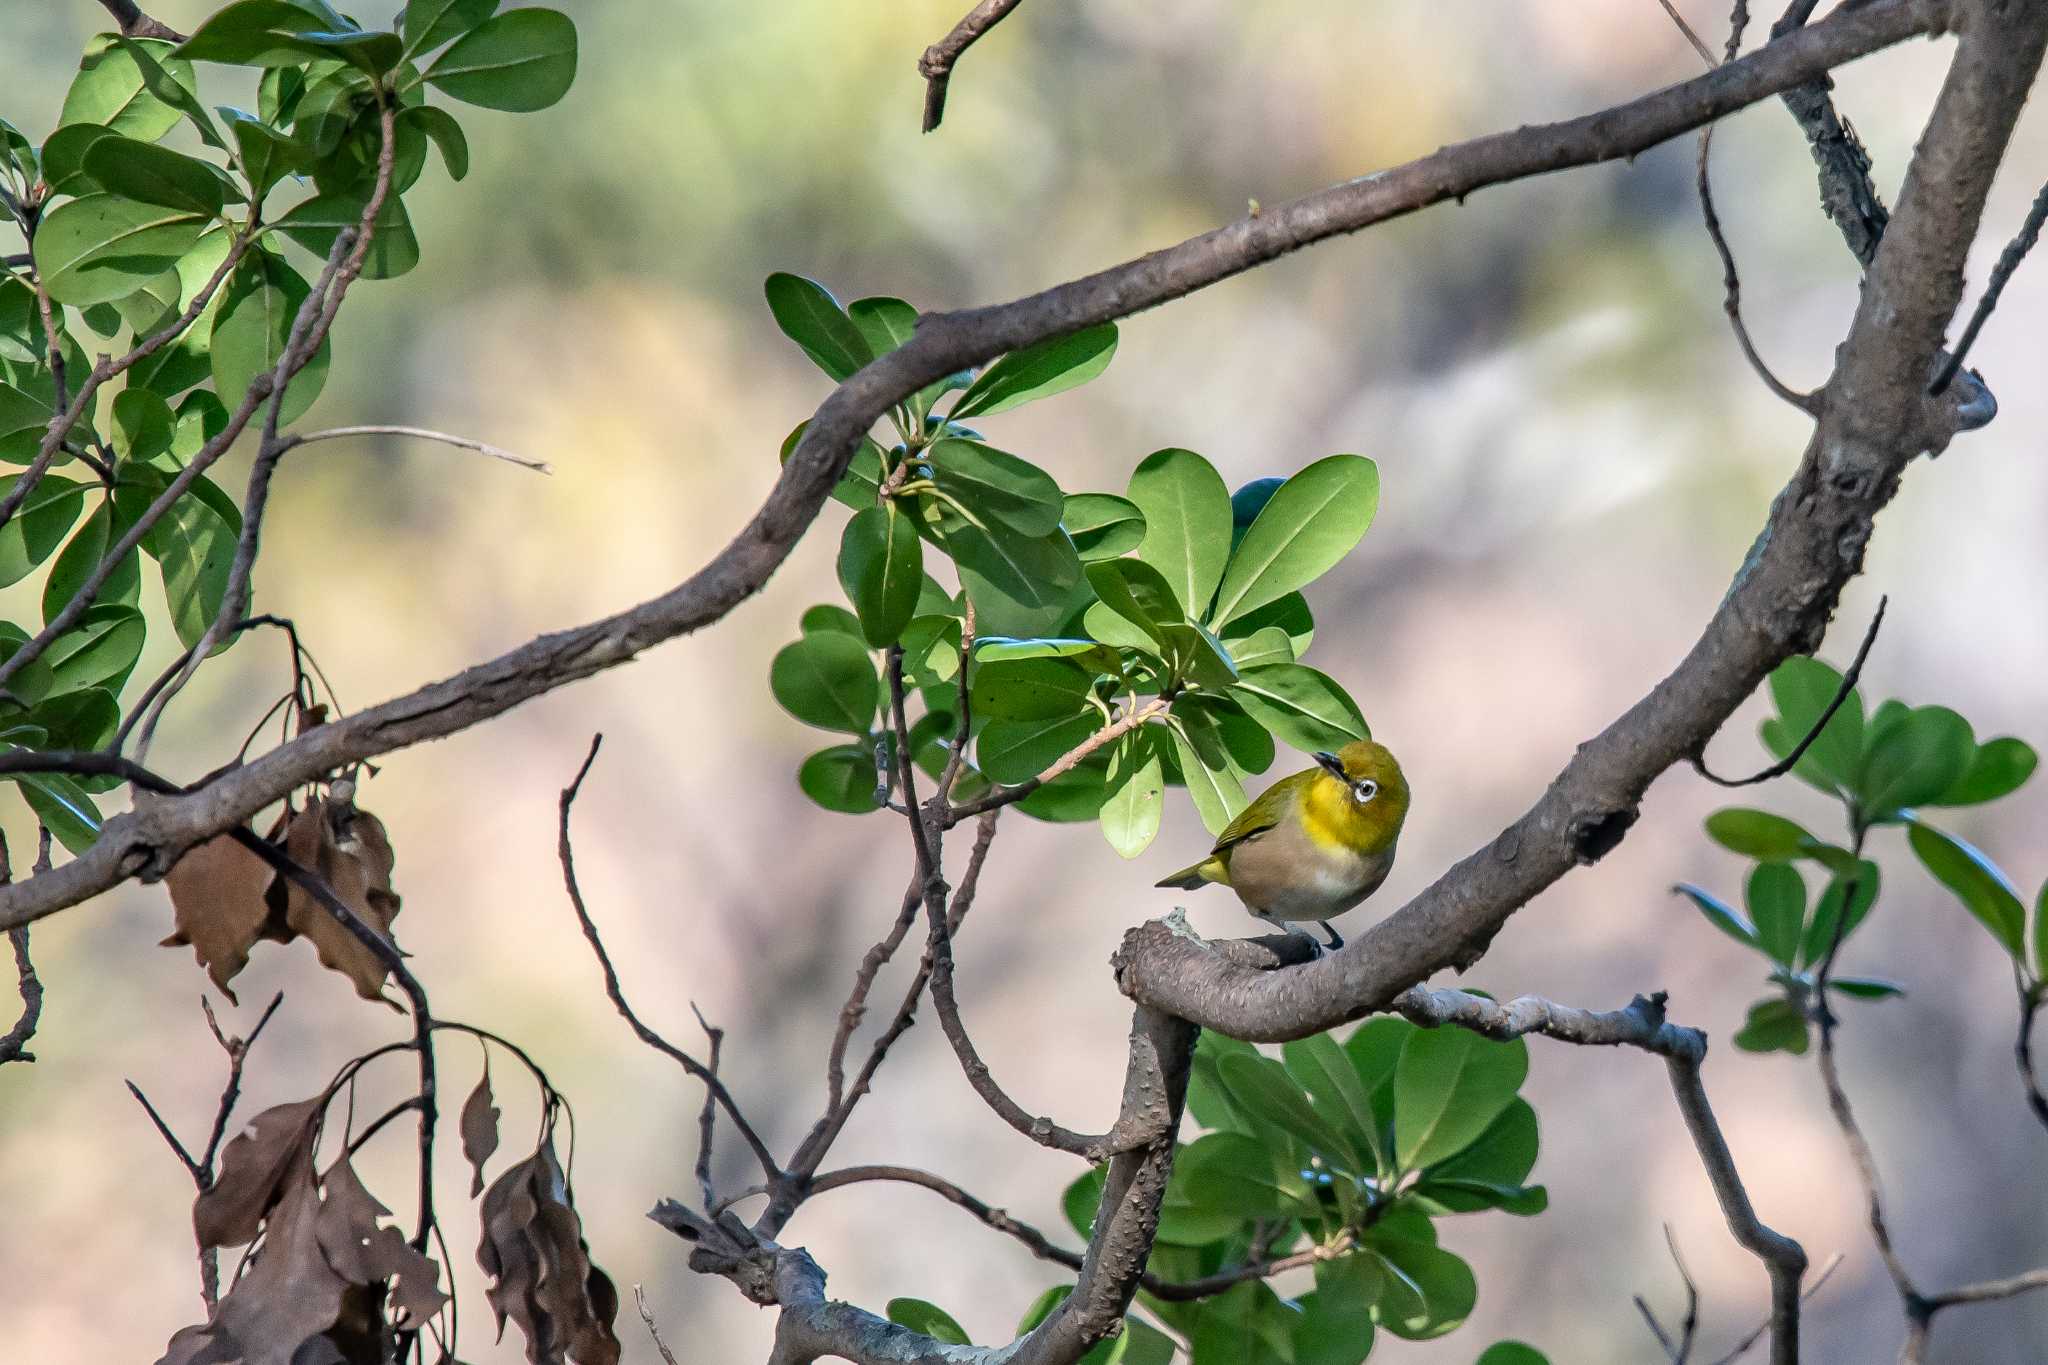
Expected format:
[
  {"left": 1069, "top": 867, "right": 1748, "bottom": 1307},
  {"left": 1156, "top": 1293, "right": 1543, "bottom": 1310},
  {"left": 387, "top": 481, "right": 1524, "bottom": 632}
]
[{"left": 1155, "top": 740, "right": 1410, "bottom": 949}]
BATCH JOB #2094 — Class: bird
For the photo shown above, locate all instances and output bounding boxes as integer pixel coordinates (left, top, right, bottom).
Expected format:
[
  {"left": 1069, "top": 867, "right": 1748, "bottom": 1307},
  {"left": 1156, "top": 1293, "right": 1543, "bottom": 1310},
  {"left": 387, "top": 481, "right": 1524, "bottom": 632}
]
[{"left": 1154, "top": 739, "right": 1409, "bottom": 949}]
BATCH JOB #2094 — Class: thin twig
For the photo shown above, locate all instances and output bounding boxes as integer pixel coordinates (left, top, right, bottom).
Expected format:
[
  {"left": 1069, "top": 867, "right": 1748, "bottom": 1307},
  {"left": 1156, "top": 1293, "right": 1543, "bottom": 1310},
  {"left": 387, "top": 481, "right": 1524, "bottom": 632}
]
[
  {"left": 634, "top": 1285, "right": 682, "bottom": 1365},
  {"left": 557, "top": 735, "right": 782, "bottom": 1180},
  {"left": 946, "top": 698, "right": 1168, "bottom": 823},
  {"left": 2015, "top": 989, "right": 2048, "bottom": 1135},
  {"left": 1929, "top": 175, "right": 2048, "bottom": 394},
  {"left": 692, "top": 1002, "right": 724, "bottom": 1210},
  {"left": 1705, "top": 1254, "right": 1844, "bottom": 1365},
  {"left": 274, "top": 424, "right": 553, "bottom": 473},
  {"left": 0, "top": 834, "right": 40, "bottom": 1067},
  {"left": 1694, "top": 596, "right": 1886, "bottom": 787},
  {"left": 917, "top": 0, "right": 1026, "bottom": 132}
]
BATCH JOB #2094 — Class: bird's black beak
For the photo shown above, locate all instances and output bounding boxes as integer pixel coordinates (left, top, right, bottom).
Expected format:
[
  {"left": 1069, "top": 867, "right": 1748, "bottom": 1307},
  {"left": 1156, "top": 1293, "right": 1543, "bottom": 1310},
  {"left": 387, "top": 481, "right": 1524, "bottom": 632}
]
[{"left": 1314, "top": 751, "right": 1346, "bottom": 779}]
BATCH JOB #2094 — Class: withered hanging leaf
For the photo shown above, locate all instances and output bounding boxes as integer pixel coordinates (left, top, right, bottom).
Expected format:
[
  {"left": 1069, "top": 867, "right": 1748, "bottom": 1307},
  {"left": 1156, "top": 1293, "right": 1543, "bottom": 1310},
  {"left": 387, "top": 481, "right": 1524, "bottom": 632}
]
[
  {"left": 280, "top": 797, "right": 405, "bottom": 1005},
  {"left": 194, "top": 1097, "right": 323, "bottom": 1250},
  {"left": 314, "top": 1157, "right": 449, "bottom": 1329},
  {"left": 212, "top": 1165, "right": 352, "bottom": 1365},
  {"left": 475, "top": 1140, "right": 621, "bottom": 1365},
  {"left": 162, "top": 830, "right": 278, "bottom": 1003},
  {"left": 461, "top": 1067, "right": 501, "bottom": 1197}
]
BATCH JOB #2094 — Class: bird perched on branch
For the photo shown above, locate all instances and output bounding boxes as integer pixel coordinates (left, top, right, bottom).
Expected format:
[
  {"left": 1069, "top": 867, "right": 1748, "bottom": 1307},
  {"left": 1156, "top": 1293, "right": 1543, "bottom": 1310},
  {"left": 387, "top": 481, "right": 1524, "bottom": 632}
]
[{"left": 1154, "top": 739, "right": 1409, "bottom": 949}]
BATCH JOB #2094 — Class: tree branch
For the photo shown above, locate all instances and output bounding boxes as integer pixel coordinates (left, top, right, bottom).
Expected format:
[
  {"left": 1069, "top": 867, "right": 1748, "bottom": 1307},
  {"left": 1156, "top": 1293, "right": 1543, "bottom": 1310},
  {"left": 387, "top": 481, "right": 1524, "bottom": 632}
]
[
  {"left": 917, "top": 0, "right": 1026, "bottom": 132},
  {"left": 0, "top": 0, "right": 1947, "bottom": 941},
  {"left": 93, "top": 0, "right": 184, "bottom": 42}
]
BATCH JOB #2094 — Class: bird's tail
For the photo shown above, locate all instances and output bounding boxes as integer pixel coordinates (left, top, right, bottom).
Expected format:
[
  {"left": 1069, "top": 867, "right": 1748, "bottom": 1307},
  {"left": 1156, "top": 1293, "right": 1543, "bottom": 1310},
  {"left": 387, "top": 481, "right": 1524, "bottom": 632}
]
[{"left": 1154, "top": 856, "right": 1226, "bottom": 891}]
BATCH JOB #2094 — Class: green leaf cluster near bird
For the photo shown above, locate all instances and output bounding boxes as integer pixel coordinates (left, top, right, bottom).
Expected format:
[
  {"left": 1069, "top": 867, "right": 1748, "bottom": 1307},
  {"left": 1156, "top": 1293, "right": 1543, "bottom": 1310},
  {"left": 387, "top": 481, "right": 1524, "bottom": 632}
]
[
  {"left": 0, "top": 5, "right": 576, "bottom": 848},
  {"left": 763, "top": 274, "right": 1381, "bottom": 855},
  {"left": 1679, "top": 653, "right": 2041, "bottom": 1054},
  {"left": 885, "top": 1020, "right": 1548, "bottom": 1363}
]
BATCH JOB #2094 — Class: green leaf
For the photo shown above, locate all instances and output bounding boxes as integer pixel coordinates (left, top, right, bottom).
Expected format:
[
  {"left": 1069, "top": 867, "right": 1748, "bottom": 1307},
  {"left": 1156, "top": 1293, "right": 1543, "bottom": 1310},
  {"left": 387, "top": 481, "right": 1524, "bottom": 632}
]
[
  {"left": 424, "top": 8, "right": 577, "bottom": 110},
  {"left": 209, "top": 249, "right": 330, "bottom": 424},
  {"left": 1228, "top": 664, "right": 1368, "bottom": 751},
  {"left": 39, "top": 125, "right": 113, "bottom": 199},
  {"left": 975, "top": 637, "right": 1120, "bottom": 674},
  {"left": 1861, "top": 705, "right": 1974, "bottom": 819},
  {"left": 1062, "top": 493, "right": 1145, "bottom": 562},
  {"left": 1293, "top": 1258, "right": 1380, "bottom": 1365},
  {"left": 796, "top": 744, "right": 878, "bottom": 814},
  {"left": 1745, "top": 862, "right": 1805, "bottom": 967},
  {"left": 885, "top": 1299, "right": 970, "bottom": 1347},
  {"left": 950, "top": 323, "right": 1117, "bottom": 420},
  {"left": 801, "top": 603, "right": 863, "bottom": 639},
  {"left": 1763, "top": 655, "right": 1864, "bottom": 795},
  {"left": 1100, "top": 728, "right": 1165, "bottom": 859},
  {"left": 1830, "top": 976, "right": 1905, "bottom": 1000},
  {"left": 1908, "top": 819, "right": 2025, "bottom": 958},
  {"left": 1366, "top": 1237, "right": 1475, "bottom": 1341},
  {"left": 43, "top": 604, "right": 145, "bottom": 695},
  {"left": 1062, "top": 1165, "right": 1106, "bottom": 1240},
  {"left": 0, "top": 475, "right": 87, "bottom": 589},
  {"left": 43, "top": 500, "right": 141, "bottom": 624},
  {"left": 79, "top": 137, "right": 226, "bottom": 218},
  {"left": 1393, "top": 1025, "right": 1528, "bottom": 1172},
  {"left": 1799, "top": 862, "right": 1879, "bottom": 967},
  {"left": 175, "top": 1, "right": 356, "bottom": 66},
  {"left": 272, "top": 190, "right": 420, "bottom": 279},
  {"left": 1931, "top": 736, "right": 2037, "bottom": 807},
  {"left": 763, "top": 272, "right": 872, "bottom": 382},
  {"left": 401, "top": 105, "right": 470, "bottom": 182},
  {"left": 899, "top": 613, "right": 963, "bottom": 692},
  {"left": 1704, "top": 808, "right": 1813, "bottom": 862},
  {"left": 1127, "top": 448, "right": 1231, "bottom": 622},
  {"left": 927, "top": 439, "right": 1064, "bottom": 537},
  {"left": 11, "top": 771, "right": 103, "bottom": 854},
  {"left": 1732, "top": 997, "right": 1808, "bottom": 1055},
  {"left": 941, "top": 520, "right": 1083, "bottom": 639},
  {"left": 1421, "top": 1097, "right": 1539, "bottom": 1207},
  {"left": 769, "top": 632, "right": 878, "bottom": 735},
  {"left": 847, "top": 296, "right": 917, "bottom": 355},
  {"left": 403, "top": 0, "right": 499, "bottom": 56},
  {"left": 1674, "top": 883, "right": 1756, "bottom": 948},
  {"left": 1283, "top": 1031, "right": 1384, "bottom": 1173},
  {"left": 969, "top": 655, "right": 1092, "bottom": 721},
  {"left": 1157, "top": 622, "right": 1238, "bottom": 690},
  {"left": 1015, "top": 757, "right": 1109, "bottom": 820},
  {"left": 112, "top": 388, "right": 176, "bottom": 464},
  {"left": 62, "top": 38, "right": 199, "bottom": 143},
  {"left": 22, "top": 688, "right": 120, "bottom": 751},
  {"left": 1226, "top": 625, "right": 1294, "bottom": 670},
  {"left": 1165, "top": 707, "right": 1248, "bottom": 836},
  {"left": 979, "top": 713, "right": 1098, "bottom": 785},
  {"left": 1209, "top": 454, "right": 1379, "bottom": 628},
  {"left": 1085, "top": 558, "right": 1184, "bottom": 647},
  {"left": 1175, "top": 1130, "right": 1313, "bottom": 1220},
  {"left": 296, "top": 30, "right": 405, "bottom": 77},
  {"left": 33, "top": 195, "right": 210, "bottom": 307},
  {"left": 119, "top": 467, "right": 239, "bottom": 652},
  {"left": 837, "top": 502, "right": 922, "bottom": 647},
  {"left": 1477, "top": 1344, "right": 1551, "bottom": 1365},
  {"left": 1217, "top": 1050, "right": 1364, "bottom": 1171}
]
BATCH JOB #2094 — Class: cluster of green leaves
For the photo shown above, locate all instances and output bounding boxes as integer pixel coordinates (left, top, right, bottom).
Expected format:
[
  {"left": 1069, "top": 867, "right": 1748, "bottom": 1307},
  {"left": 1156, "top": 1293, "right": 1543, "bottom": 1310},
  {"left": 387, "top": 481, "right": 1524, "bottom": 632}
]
[
  {"left": 0, "top": 1, "right": 576, "bottom": 850},
  {"left": 1679, "top": 655, "right": 2039, "bottom": 1053},
  {"left": 763, "top": 274, "right": 1380, "bottom": 853},
  {"left": 891, "top": 1018, "right": 1550, "bottom": 1363}
]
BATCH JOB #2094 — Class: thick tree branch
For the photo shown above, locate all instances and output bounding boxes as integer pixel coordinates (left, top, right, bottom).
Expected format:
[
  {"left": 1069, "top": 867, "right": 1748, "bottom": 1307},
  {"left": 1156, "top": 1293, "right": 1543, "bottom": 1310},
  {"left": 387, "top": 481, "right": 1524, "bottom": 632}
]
[
  {"left": 1114, "top": 0, "right": 2047, "bottom": 1044},
  {"left": 0, "top": 0, "right": 1947, "bottom": 940}
]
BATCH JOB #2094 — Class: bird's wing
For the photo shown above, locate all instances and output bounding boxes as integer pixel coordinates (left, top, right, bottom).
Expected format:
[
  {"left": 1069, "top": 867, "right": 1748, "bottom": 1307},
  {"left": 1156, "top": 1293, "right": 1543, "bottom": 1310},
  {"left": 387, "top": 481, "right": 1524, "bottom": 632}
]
[{"left": 1210, "top": 784, "right": 1289, "bottom": 854}]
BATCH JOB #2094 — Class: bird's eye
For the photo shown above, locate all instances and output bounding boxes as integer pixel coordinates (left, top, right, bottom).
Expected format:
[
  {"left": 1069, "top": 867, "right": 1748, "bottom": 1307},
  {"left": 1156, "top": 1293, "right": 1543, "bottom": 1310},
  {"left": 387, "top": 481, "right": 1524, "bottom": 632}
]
[{"left": 1353, "top": 779, "right": 1379, "bottom": 803}]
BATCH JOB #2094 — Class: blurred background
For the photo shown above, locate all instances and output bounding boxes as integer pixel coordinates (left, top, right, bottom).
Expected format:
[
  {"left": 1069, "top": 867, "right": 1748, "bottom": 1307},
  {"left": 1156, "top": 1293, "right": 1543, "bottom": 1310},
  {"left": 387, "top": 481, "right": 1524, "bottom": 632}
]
[{"left": 3, "top": 1, "right": 2047, "bottom": 1360}]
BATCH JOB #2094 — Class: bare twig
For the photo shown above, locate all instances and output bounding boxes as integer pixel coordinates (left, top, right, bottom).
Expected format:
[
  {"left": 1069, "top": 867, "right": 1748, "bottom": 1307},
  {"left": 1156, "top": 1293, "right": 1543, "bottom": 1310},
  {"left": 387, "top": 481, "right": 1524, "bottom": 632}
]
[
  {"left": 634, "top": 1285, "right": 682, "bottom": 1365},
  {"left": 917, "top": 0, "right": 1026, "bottom": 132},
  {"left": 0, "top": 834, "right": 40, "bottom": 1067},
  {"left": 558, "top": 735, "right": 782, "bottom": 1181},
  {"left": 947, "top": 699, "right": 1168, "bottom": 823},
  {"left": 94, "top": 0, "right": 185, "bottom": 41},
  {"left": 1704, "top": 1254, "right": 1844, "bottom": 1365},
  {"left": 2016, "top": 989, "right": 2048, "bottom": 1134},
  {"left": 693, "top": 1002, "right": 725, "bottom": 1210},
  {"left": 1693, "top": 595, "right": 1886, "bottom": 787},
  {"left": 1637, "top": 1224, "right": 1704, "bottom": 1363},
  {"left": 1929, "top": 175, "right": 2048, "bottom": 395},
  {"left": 273, "top": 424, "right": 553, "bottom": 474}
]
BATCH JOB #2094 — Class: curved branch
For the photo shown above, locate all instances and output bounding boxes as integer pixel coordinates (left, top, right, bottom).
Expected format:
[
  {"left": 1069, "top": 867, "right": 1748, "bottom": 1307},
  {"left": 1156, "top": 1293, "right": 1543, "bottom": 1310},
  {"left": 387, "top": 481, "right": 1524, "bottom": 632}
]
[
  {"left": 917, "top": 0, "right": 1026, "bottom": 133},
  {"left": 0, "top": 0, "right": 1945, "bottom": 938},
  {"left": 1114, "top": 0, "right": 2048, "bottom": 1044}
]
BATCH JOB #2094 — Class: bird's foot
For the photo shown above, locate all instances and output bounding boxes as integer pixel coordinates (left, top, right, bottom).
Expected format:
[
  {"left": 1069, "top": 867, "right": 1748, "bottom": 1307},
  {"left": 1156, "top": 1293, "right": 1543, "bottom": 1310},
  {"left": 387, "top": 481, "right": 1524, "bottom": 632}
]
[{"left": 1318, "top": 921, "right": 1344, "bottom": 950}]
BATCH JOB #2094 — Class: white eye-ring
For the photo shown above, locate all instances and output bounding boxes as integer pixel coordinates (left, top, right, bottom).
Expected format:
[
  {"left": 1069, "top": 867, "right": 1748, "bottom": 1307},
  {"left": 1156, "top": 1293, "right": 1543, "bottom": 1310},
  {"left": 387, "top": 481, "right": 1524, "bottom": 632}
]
[{"left": 1352, "top": 779, "right": 1379, "bottom": 803}]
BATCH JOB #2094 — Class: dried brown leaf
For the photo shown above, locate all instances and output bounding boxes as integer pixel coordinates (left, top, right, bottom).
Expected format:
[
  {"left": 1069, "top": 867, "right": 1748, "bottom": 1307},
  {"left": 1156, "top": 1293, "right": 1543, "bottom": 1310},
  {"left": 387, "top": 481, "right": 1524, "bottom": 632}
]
[
  {"left": 474, "top": 1141, "right": 621, "bottom": 1364},
  {"left": 461, "top": 1068, "right": 501, "bottom": 1197},
  {"left": 193, "top": 1098, "right": 323, "bottom": 1250},
  {"left": 213, "top": 1167, "right": 351, "bottom": 1365},
  {"left": 314, "top": 1157, "right": 449, "bottom": 1329},
  {"left": 162, "top": 831, "right": 277, "bottom": 1003},
  {"left": 280, "top": 799, "right": 405, "bottom": 1005}
]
